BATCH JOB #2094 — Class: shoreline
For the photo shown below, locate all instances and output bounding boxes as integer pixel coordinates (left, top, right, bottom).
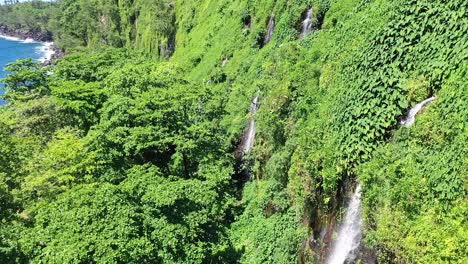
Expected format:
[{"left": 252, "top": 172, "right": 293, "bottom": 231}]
[{"left": 0, "top": 25, "right": 64, "bottom": 65}]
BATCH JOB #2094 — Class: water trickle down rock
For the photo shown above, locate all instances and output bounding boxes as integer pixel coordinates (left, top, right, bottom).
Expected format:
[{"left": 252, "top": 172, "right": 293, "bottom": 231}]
[
  {"left": 325, "top": 97, "right": 436, "bottom": 263},
  {"left": 300, "top": 8, "right": 314, "bottom": 39},
  {"left": 327, "top": 184, "right": 363, "bottom": 264},
  {"left": 221, "top": 57, "right": 229, "bottom": 67},
  {"left": 264, "top": 16, "right": 275, "bottom": 45},
  {"left": 401, "top": 96, "right": 436, "bottom": 127},
  {"left": 242, "top": 96, "right": 259, "bottom": 154}
]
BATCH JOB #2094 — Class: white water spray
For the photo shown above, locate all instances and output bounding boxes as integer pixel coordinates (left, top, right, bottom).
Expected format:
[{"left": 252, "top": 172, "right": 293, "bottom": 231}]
[
  {"left": 401, "top": 96, "right": 436, "bottom": 127},
  {"left": 0, "top": 34, "right": 55, "bottom": 63},
  {"left": 37, "top": 42, "right": 55, "bottom": 63},
  {"left": 242, "top": 96, "right": 259, "bottom": 154},
  {"left": 326, "top": 97, "right": 435, "bottom": 263},
  {"left": 327, "top": 184, "right": 363, "bottom": 264},
  {"left": 300, "top": 8, "right": 314, "bottom": 38},
  {"left": 264, "top": 16, "right": 275, "bottom": 45}
]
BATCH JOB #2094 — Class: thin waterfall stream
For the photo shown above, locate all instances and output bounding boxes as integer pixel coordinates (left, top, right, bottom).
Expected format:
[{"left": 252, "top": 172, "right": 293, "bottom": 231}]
[
  {"left": 327, "top": 184, "right": 362, "bottom": 264},
  {"left": 234, "top": 96, "right": 259, "bottom": 181},
  {"left": 401, "top": 96, "right": 436, "bottom": 127},
  {"left": 242, "top": 96, "right": 259, "bottom": 154},
  {"left": 300, "top": 8, "right": 314, "bottom": 38},
  {"left": 264, "top": 17, "right": 275, "bottom": 45},
  {"left": 326, "top": 96, "right": 436, "bottom": 263}
]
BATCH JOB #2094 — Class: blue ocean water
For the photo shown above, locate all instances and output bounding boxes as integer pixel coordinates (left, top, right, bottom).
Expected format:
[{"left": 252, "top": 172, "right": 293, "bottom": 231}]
[{"left": 0, "top": 36, "right": 45, "bottom": 105}]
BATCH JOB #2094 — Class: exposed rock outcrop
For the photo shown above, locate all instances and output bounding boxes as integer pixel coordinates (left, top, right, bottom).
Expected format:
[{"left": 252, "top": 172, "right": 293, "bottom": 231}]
[{"left": 0, "top": 24, "right": 52, "bottom": 42}]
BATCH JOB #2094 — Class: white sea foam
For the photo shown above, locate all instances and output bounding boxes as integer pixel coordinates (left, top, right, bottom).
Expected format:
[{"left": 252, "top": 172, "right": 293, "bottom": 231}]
[
  {"left": 1, "top": 34, "right": 55, "bottom": 63},
  {"left": 22, "top": 38, "right": 36, "bottom": 43},
  {"left": 36, "top": 42, "right": 55, "bottom": 63},
  {"left": 0, "top": 34, "right": 21, "bottom": 42}
]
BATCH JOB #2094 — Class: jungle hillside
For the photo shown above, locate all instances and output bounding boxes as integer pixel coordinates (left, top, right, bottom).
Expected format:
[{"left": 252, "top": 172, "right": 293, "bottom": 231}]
[{"left": 0, "top": 0, "right": 466, "bottom": 263}]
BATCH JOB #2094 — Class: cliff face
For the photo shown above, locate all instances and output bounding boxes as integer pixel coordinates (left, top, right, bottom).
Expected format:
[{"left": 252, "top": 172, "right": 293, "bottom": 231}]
[
  {"left": 0, "top": 24, "right": 52, "bottom": 42},
  {"left": 50, "top": 0, "right": 176, "bottom": 58}
]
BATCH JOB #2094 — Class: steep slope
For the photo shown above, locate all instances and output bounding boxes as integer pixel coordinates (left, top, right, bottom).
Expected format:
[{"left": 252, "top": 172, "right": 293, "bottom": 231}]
[
  {"left": 168, "top": 0, "right": 467, "bottom": 262},
  {"left": 0, "top": 0, "right": 465, "bottom": 263}
]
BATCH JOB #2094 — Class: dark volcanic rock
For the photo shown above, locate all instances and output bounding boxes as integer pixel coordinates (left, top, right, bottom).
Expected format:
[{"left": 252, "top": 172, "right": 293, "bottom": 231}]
[
  {"left": 0, "top": 24, "right": 53, "bottom": 42},
  {"left": 41, "top": 44, "right": 65, "bottom": 66}
]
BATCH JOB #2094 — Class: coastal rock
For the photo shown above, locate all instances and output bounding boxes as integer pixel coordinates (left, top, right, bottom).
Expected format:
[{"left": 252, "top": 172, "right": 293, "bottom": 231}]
[
  {"left": 0, "top": 24, "right": 64, "bottom": 65},
  {"left": 0, "top": 24, "right": 53, "bottom": 42}
]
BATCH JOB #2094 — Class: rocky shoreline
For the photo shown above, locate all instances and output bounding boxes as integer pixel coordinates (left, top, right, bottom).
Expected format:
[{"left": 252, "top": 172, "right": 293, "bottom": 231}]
[{"left": 0, "top": 24, "right": 64, "bottom": 65}]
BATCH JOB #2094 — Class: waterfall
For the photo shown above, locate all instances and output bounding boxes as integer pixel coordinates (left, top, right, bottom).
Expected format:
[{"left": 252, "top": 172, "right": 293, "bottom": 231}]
[
  {"left": 242, "top": 96, "right": 259, "bottom": 154},
  {"left": 300, "top": 8, "right": 314, "bottom": 38},
  {"left": 327, "top": 184, "right": 363, "bottom": 264},
  {"left": 401, "top": 96, "right": 436, "bottom": 127},
  {"left": 264, "top": 16, "right": 275, "bottom": 45},
  {"left": 325, "top": 97, "right": 436, "bottom": 263}
]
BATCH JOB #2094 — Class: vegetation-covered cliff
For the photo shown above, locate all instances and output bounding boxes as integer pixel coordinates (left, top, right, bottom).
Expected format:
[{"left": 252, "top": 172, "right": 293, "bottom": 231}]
[{"left": 0, "top": 0, "right": 466, "bottom": 263}]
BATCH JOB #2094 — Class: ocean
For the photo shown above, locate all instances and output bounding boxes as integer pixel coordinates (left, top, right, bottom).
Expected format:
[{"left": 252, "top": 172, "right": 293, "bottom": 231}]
[{"left": 0, "top": 36, "right": 53, "bottom": 105}]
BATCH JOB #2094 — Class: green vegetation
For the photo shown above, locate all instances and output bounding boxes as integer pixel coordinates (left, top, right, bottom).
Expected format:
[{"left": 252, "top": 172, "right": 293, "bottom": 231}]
[
  {"left": 0, "top": 1, "right": 55, "bottom": 33},
  {"left": 359, "top": 66, "right": 467, "bottom": 263},
  {"left": 0, "top": 0, "right": 466, "bottom": 263},
  {"left": 51, "top": 0, "right": 176, "bottom": 55}
]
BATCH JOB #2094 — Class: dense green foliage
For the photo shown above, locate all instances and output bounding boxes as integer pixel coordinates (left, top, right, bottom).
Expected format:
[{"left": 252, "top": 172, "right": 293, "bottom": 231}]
[
  {"left": 51, "top": 0, "right": 176, "bottom": 55},
  {"left": 0, "top": 1, "right": 55, "bottom": 33},
  {"left": 0, "top": 0, "right": 466, "bottom": 263},
  {"left": 359, "top": 66, "right": 467, "bottom": 263}
]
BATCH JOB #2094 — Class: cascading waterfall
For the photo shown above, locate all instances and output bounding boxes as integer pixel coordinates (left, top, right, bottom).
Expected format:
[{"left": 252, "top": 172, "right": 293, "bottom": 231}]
[
  {"left": 242, "top": 96, "right": 259, "bottom": 154},
  {"left": 401, "top": 96, "right": 436, "bottom": 127},
  {"left": 300, "top": 8, "right": 314, "bottom": 38},
  {"left": 264, "top": 16, "right": 275, "bottom": 45},
  {"left": 326, "top": 96, "right": 436, "bottom": 263},
  {"left": 327, "top": 184, "right": 363, "bottom": 264}
]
